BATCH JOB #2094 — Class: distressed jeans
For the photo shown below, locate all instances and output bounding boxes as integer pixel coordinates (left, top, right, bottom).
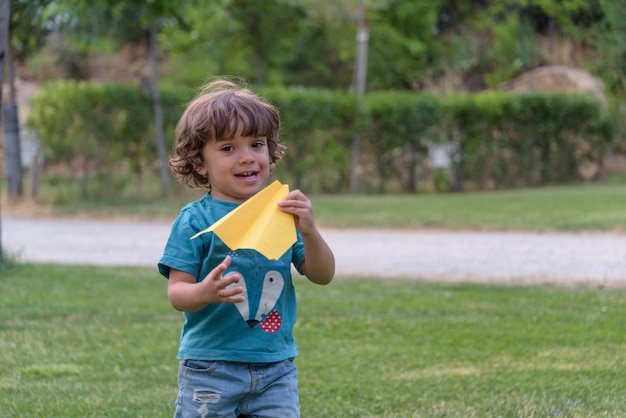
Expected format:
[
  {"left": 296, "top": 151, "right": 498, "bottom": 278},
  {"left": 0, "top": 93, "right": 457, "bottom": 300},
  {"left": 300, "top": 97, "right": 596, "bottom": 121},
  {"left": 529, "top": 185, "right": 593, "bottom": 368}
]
[{"left": 174, "top": 358, "right": 299, "bottom": 418}]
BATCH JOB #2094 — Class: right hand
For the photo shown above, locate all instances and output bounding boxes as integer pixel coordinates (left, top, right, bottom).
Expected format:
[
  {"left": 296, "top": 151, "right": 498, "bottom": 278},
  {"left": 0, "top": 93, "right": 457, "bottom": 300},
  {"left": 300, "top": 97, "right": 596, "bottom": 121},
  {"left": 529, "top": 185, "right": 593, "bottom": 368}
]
[
  {"left": 168, "top": 255, "right": 245, "bottom": 312},
  {"left": 201, "top": 255, "right": 245, "bottom": 304}
]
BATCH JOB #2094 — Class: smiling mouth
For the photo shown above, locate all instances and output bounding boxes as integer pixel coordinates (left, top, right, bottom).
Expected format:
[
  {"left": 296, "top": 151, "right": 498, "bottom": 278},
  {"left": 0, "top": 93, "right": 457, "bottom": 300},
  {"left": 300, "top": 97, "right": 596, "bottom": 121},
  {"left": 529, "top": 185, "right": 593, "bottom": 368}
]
[{"left": 236, "top": 171, "right": 258, "bottom": 179}]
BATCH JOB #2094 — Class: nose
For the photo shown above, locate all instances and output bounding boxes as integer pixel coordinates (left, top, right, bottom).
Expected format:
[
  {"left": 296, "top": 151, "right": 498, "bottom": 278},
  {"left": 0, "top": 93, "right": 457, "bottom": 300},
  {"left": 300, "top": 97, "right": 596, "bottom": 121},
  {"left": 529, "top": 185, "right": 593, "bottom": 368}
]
[{"left": 238, "top": 145, "right": 255, "bottom": 163}]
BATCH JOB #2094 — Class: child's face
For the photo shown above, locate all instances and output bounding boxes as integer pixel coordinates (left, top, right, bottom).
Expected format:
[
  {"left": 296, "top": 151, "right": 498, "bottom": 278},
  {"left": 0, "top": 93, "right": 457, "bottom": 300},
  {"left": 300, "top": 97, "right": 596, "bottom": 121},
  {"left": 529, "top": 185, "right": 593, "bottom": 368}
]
[{"left": 198, "top": 133, "right": 271, "bottom": 203}]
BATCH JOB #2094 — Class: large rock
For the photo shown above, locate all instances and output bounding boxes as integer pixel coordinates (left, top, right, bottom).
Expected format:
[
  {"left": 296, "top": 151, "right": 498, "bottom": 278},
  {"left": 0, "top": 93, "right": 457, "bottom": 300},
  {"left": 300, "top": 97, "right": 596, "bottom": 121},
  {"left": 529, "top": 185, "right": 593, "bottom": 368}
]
[{"left": 500, "top": 65, "right": 606, "bottom": 103}]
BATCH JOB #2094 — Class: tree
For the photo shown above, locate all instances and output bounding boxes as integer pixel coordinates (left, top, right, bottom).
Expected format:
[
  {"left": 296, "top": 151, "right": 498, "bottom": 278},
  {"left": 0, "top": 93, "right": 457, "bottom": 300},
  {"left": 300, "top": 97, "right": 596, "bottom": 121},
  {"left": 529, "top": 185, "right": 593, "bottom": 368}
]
[
  {"left": 594, "top": 1, "right": 626, "bottom": 93},
  {"left": 0, "top": 0, "right": 9, "bottom": 264},
  {"left": 3, "top": 1, "right": 57, "bottom": 201},
  {"left": 161, "top": 0, "right": 311, "bottom": 86},
  {"left": 2, "top": 0, "right": 47, "bottom": 199},
  {"left": 44, "top": 0, "right": 186, "bottom": 196},
  {"left": 366, "top": 0, "right": 444, "bottom": 90},
  {"left": 2, "top": 44, "right": 22, "bottom": 199},
  {"left": 593, "top": 1, "right": 626, "bottom": 153}
]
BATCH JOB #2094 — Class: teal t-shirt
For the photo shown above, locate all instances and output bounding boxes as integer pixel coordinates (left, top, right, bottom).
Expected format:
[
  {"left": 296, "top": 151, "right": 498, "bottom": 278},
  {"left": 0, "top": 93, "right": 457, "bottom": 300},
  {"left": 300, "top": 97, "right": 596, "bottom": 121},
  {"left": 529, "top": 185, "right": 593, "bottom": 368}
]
[{"left": 158, "top": 192, "right": 306, "bottom": 363}]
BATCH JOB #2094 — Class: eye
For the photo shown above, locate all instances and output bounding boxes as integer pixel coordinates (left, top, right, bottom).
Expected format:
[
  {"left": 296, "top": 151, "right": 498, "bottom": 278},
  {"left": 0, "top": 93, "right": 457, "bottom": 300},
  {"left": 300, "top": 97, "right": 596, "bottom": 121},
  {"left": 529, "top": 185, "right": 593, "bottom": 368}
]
[
  {"left": 252, "top": 140, "right": 266, "bottom": 149},
  {"left": 220, "top": 144, "right": 234, "bottom": 152}
]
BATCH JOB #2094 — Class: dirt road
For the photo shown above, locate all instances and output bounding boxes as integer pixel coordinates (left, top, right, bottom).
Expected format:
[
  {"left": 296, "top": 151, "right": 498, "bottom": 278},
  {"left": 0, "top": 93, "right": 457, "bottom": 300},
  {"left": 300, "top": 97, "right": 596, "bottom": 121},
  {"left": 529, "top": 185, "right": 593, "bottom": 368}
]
[{"left": 4, "top": 217, "right": 626, "bottom": 287}]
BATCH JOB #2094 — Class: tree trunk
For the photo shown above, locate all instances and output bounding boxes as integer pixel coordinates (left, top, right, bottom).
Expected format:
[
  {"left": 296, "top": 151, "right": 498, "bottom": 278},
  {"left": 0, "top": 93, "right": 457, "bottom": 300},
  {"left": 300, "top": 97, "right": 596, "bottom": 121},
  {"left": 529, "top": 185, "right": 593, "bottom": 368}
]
[
  {"left": 149, "top": 21, "right": 171, "bottom": 196},
  {"left": 349, "top": 0, "right": 368, "bottom": 193},
  {"left": 80, "top": 156, "right": 89, "bottom": 199},
  {"left": 0, "top": 0, "right": 10, "bottom": 266},
  {"left": 4, "top": 103, "right": 23, "bottom": 198},
  {"left": 30, "top": 136, "right": 40, "bottom": 202},
  {"left": 3, "top": 40, "right": 23, "bottom": 199}
]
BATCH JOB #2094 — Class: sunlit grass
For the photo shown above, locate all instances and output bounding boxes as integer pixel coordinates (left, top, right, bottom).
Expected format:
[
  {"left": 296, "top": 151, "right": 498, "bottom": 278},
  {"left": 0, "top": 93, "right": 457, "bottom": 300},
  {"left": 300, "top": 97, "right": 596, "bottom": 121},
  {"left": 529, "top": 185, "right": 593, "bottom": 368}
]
[
  {"left": 311, "top": 183, "right": 626, "bottom": 231},
  {"left": 6, "top": 181, "right": 626, "bottom": 233},
  {"left": 1, "top": 263, "right": 624, "bottom": 417}
]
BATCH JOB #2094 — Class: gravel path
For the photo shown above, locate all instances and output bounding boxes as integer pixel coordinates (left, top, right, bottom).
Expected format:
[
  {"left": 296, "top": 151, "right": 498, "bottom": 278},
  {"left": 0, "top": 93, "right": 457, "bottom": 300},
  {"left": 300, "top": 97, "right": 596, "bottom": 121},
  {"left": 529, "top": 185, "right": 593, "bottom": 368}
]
[{"left": 4, "top": 217, "right": 626, "bottom": 288}]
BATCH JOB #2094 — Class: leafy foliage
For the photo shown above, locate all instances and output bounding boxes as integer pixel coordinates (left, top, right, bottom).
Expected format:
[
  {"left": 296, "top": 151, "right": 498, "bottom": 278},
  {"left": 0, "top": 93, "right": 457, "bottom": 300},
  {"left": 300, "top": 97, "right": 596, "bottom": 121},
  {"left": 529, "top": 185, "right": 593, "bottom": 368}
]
[
  {"left": 26, "top": 81, "right": 613, "bottom": 196},
  {"left": 261, "top": 86, "right": 357, "bottom": 192},
  {"left": 483, "top": 14, "right": 546, "bottom": 88},
  {"left": 366, "top": 0, "right": 444, "bottom": 90},
  {"left": 364, "top": 91, "right": 442, "bottom": 192},
  {"left": 27, "top": 81, "right": 189, "bottom": 198},
  {"left": 9, "top": 0, "right": 53, "bottom": 60},
  {"left": 440, "top": 92, "right": 613, "bottom": 190},
  {"left": 14, "top": 0, "right": 619, "bottom": 93}
]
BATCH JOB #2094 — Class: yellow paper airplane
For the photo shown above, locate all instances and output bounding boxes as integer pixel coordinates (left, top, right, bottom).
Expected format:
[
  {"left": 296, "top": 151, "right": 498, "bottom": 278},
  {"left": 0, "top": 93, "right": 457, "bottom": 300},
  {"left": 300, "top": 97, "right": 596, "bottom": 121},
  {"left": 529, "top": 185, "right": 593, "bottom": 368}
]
[{"left": 190, "top": 180, "right": 297, "bottom": 260}]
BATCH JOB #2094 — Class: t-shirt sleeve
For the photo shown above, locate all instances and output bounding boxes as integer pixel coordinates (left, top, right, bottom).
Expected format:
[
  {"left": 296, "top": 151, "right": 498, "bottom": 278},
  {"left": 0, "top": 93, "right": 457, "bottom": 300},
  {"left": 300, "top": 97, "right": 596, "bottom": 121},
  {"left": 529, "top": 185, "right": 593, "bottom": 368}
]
[{"left": 158, "top": 209, "right": 207, "bottom": 280}]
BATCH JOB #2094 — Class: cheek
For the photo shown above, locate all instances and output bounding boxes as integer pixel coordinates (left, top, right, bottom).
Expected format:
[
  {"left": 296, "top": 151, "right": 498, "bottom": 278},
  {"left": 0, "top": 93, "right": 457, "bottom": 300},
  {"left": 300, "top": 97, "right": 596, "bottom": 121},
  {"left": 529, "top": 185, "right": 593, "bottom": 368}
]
[
  {"left": 258, "top": 150, "right": 272, "bottom": 165},
  {"left": 198, "top": 148, "right": 222, "bottom": 175}
]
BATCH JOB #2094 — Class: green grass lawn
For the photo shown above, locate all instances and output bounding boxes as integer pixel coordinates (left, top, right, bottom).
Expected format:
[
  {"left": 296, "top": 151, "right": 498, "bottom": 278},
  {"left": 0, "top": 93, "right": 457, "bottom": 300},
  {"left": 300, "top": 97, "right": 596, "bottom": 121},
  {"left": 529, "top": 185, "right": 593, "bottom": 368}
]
[
  {"left": 312, "top": 183, "right": 626, "bottom": 232},
  {"left": 2, "top": 181, "right": 625, "bottom": 416},
  {"left": 10, "top": 182, "right": 626, "bottom": 232},
  {"left": 1, "top": 263, "right": 624, "bottom": 417}
]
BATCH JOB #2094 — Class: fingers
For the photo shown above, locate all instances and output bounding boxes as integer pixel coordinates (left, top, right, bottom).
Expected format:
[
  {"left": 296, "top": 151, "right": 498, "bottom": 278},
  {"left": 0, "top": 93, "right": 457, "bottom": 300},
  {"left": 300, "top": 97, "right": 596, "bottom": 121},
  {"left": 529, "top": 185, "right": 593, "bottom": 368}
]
[
  {"left": 278, "top": 189, "right": 311, "bottom": 212},
  {"left": 217, "top": 266, "right": 245, "bottom": 303},
  {"left": 217, "top": 286, "right": 245, "bottom": 303},
  {"left": 221, "top": 272, "right": 243, "bottom": 296},
  {"left": 207, "top": 255, "right": 231, "bottom": 281},
  {"left": 218, "top": 254, "right": 232, "bottom": 273},
  {"left": 284, "top": 189, "right": 309, "bottom": 204},
  {"left": 205, "top": 255, "right": 245, "bottom": 304},
  {"left": 214, "top": 277, "right": 245, "bottom": 303},
  {"left": 278, "top": 189, "right": 317, "bottom": 234}
]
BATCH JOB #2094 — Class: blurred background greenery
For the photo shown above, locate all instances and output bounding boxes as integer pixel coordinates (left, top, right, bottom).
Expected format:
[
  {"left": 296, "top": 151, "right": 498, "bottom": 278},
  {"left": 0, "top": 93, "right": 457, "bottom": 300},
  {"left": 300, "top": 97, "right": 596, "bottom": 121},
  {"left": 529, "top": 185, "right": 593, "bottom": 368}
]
[{"left": 2, "top": 0, "right": 626, "bottom": 203}]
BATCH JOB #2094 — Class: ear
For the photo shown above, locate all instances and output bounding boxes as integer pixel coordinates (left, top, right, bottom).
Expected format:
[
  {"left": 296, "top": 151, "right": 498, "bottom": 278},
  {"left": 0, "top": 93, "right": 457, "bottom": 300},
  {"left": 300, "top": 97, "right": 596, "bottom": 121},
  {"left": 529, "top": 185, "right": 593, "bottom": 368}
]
[
  {"left": 193, "top": 156, "right": 207, "bottom": 176},
  {"left": 195, "top": 164, "right": 207, "bottom": 176}
]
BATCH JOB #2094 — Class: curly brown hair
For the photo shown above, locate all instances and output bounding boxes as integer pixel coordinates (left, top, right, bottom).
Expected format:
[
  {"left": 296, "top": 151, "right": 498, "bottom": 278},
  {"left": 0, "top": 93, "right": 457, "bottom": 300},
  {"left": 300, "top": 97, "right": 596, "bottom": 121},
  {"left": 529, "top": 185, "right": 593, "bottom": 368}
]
[{"left": 170, "top": 78, "right": 286, "bottom": 189}]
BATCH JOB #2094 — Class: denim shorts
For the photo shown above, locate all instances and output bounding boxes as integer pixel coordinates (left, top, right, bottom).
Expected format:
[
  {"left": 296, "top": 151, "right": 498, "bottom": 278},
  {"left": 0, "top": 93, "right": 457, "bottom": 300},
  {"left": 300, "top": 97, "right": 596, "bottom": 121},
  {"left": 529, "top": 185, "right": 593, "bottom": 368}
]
[{"left": 174, "top": 358, "right": 299, "bottom": 418}]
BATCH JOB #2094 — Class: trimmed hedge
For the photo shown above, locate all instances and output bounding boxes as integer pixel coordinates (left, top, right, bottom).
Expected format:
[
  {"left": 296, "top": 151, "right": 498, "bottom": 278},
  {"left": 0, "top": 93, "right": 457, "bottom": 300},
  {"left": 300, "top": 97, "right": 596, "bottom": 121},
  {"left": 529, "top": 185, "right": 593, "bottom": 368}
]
[
  {"left": 440, "top": 92, "right": 613, "bottom": 191},
  {"left": 259, "top": 86, "right": 356, "bottom": 193},
  {"left": 363, "top": 91, "right": 613, "bottom": 192},
  {"left": 27, "top": 81, "right": 614, "bottom": 196},
  {"left": 27, "top": 80, "right": 190, "bottom": 197},
  {"left": 363, "top": 91, "right": 441, "bottom": 193}
]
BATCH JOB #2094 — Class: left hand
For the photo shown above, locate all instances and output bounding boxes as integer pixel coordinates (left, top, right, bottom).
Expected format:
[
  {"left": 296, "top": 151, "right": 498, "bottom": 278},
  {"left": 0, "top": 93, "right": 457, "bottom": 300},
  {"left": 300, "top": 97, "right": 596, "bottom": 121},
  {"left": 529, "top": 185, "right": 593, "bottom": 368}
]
[{"left": 277, "top": 189, "right": 317, "bottom": 235}]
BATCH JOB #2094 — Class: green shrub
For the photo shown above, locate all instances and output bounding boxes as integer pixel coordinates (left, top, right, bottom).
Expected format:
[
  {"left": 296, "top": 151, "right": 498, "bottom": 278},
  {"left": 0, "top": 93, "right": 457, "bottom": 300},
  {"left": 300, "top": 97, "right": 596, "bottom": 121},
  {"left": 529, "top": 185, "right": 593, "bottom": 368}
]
[
  {"left": 27, "top": 81, "right": 190, "bottom": 199},
  {"left": 262, "top": 86, "right": 356, "bottom": 193},
  {"left": 440, "top": 92, "right": 613, "bottom": 190},
  {"left": 27, "top": 81, "right": 614, "bottom": 198},
  {"left": 364, "top": 91, "right": 442, "bottom": 192}
]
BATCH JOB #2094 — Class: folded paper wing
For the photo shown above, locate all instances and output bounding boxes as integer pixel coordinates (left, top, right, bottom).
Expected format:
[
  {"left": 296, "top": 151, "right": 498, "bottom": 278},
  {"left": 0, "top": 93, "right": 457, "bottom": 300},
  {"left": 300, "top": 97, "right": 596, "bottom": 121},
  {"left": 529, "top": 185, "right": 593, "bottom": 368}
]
[{"left": 190, "top": 180, "right": 297, "bottom": 260}]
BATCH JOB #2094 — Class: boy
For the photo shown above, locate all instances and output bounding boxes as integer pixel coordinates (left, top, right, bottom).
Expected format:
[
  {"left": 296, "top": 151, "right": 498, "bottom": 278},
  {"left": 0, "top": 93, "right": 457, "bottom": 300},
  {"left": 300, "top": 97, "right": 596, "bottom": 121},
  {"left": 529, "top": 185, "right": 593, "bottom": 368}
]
[{"left": 158, "top": 78, "right": 335, "bottom": 417}]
